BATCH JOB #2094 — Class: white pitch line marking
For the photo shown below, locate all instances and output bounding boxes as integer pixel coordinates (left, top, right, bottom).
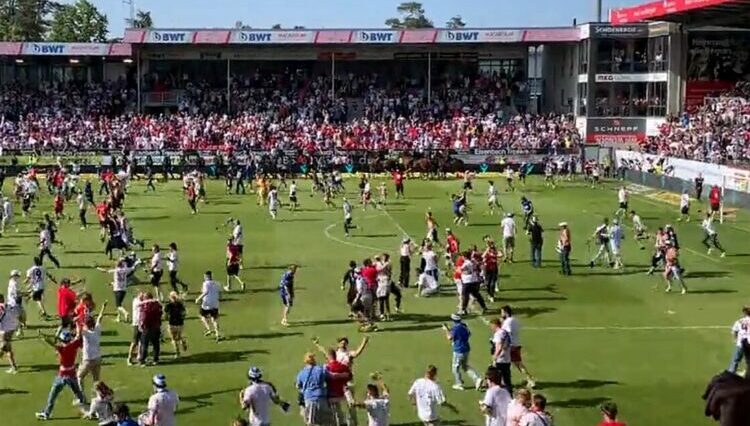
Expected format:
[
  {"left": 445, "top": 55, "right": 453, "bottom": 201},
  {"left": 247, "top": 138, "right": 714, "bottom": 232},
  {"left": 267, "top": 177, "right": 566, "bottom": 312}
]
[
  {"left": 381, "top": 208, "right": 413, "bottom": 240},
  {"left": 323, "top": 214, "right": 391, "bottom": 253}
]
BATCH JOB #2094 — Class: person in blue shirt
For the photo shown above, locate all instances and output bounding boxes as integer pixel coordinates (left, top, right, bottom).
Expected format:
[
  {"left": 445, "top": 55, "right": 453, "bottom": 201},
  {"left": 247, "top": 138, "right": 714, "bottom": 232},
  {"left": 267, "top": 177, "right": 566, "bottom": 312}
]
[
  {"left": 520, "top": 196, "right": 534, "bottom": 232},
  {"left": 113, "top": 402, "right": 138, "bottom": 426},
  {"left": 442, "top": 313, "right": 482, "bottom": 391},
  {"left": 279, "top": 264, "right": 297, "bottom": 327},
  {"left": 295, "top": 352, "right": 332, "bottom": 426}
]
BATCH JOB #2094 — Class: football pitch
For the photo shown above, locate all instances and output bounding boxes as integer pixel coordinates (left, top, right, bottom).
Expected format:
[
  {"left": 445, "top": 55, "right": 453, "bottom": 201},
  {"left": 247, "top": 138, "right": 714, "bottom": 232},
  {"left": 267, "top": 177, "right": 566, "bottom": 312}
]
[{"left": 0, "top": 175, "right": 748, "bottom": 426}]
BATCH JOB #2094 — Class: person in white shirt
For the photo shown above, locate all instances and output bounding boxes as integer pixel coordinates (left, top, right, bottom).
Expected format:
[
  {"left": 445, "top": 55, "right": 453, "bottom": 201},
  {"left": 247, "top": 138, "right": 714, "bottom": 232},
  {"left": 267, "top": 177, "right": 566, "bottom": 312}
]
[
  {"left": 78, "top": 302, "right": 106, "bottom": 397},
  {"left": 167, "top": 243, "right": 188, "bottom": 295},
  {"left": 141, "top": 374, "right": 179, "bottom": 426},
  {"left": 678, "top": 190, "right": 691, "bottom": 222},
  {"left": 398, "top": 238, "right": 417, "bottom": 288},
  {"left": 501, "top": 306, "right": 536, "bottom": 389},
  {"left": 1, "top": 197, "right": 16, "bottom": 234},
  {"left": 615, "top": 186, "right": 628, "bottom": 218},
  {"left": 195, "top": 271, "right": 221, "bottom": 340},
  {"left": 6, "top": 269, "right": 25, "bottom": 336},
  {"left": 241, "top": 366, "right": 289, "bottom": 425},
  {"left": 416, "top": 267, "right": 439, "bottom": 297},
  {"left": 501, "top": 214, "right": 516, "bottom": 263},
  {"left": 519, "top": 394, "right": 553, "bottom": 426},
  {"left": 38, "top": 223, "right": 60, "bottom": 268},
  {"left": 491, "top": 318, "right": 513, "bottom": 395},
  {"left": 481, "top": 368, "right": 511, "bottom": 426},
  {"left": 149, "top": 245, "right": 164, "bottom": 301},
  {"left": 487, "top": 181, "right": 503, "bottom": 215},
  {"left": 25, "top": 256, "right": 54, "bottom": 319},
  {"left": 628, "top": 210, "right": 648, "bottom": 250},
  {"left": 702, "top": 213, "right": 727, "bottom": 257},
  {"left": 289, "top": 180, "right": 299, "bottom": 210},
  {"left": 268, "top": 187, "right": 279, "bottom": 219},
  {"left": 231, "top": 219, "right": 245, "bottom": 269},
  {"left": 127, "top": 292, "right": 145, "bottom": 366},
  {"left": 608, "top": 219, "right": 624, "bottom": 270},
  {"left": 421, "top": 244, "right": 438, "bottom": 282},
  {"left": 83, "top": 381, "right": 117, "bottom": 426},
  {"left": 0, "top": 294, "right": 19, "bottom": 373},
  {"left": 408, "top": 365, "right": 454, "bottom": 426},
  {"left": 506, "top": 389, "right": 532, "bottom": 426},
  {"left": 728, "top": 306, "right": 750, "bottom": 374},
  {"left": 354, "top": 373, "right": 390, "bottom": 426},
  {"left": 76, "top": 190, "right": 88, "bottom": 230},
  {"left": 97, "top": 258, "right": 140, "bottom": 322}
]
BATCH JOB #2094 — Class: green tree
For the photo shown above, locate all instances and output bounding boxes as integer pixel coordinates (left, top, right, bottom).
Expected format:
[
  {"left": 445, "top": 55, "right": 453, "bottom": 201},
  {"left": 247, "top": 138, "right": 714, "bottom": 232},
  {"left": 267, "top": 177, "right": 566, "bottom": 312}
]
[
  {"left": 132, "top": 9, "right": 153, "bottom": 29},
  {"left": 0, "top": 0, "right": 60, "bottom": 41},
  {"left": 446, "top": 15, "right": 466, "bottom": 29},
  {"left": 385, "top": 2, "right": 433, "bottom": 29},
  {"left": 48, "top": 0, "right": 108, "bottom": 42},
  {"left": 271, "top": 23, "right": 282, "bottom": 29}
]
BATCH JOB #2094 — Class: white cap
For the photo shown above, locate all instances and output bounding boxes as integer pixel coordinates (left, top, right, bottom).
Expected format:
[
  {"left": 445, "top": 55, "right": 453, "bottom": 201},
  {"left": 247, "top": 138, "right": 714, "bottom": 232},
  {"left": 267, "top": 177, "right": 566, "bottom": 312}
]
[
  {"left": 9, "top": 270, "right": 20, "bottom": 278},
  {"left": 558, "top": 222, "right": 568, "bottom": 227}
]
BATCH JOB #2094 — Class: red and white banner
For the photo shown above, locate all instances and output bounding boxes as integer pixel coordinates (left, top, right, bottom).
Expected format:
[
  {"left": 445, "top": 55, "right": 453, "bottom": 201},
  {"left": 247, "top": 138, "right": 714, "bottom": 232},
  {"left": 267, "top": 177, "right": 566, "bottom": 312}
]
[
  {"left": 123, "top": 29, "right": 147, "bottom": 43},
  {"left": 522, "top": 28, "right": 580, "bottom": 42},
  {"left": 193, "top": 30, "right": 232, "bottom": 44},
  {"left": 399, "top": 29, "right": 438, "bottom": 44},
  {"left": 314, "top": 30, "right": 353, "bottom": 44},
  {"left": 610, "top": 0, "right": 736, "bottom": 24},
  {"left": 107, "top": 43, "right": 133, "bottom": 56},
  {"left": 0, "top": 42, "right": 23, "bottom": 55},
  {"left": 232, "top": 30, "right": 315, "bottom": 44}
]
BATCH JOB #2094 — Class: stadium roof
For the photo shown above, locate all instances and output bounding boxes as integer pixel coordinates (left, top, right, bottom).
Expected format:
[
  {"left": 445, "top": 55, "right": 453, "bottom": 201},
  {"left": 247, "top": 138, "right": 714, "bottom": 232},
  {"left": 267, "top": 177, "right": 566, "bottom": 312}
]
[{"left": 610, "top": 0, "right": 750, "bottom": 27}]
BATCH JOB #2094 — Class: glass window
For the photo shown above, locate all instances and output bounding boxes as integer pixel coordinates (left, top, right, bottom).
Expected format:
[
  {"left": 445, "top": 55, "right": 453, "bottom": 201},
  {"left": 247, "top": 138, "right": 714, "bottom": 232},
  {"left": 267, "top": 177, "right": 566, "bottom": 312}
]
[
  {"left": 578, "top": 82, "right": 587, "bottom": 115},
  {"left": 578, "top": 39, "right": 588, "bottom": 74},
  {"left": 646, "top": 81, "right": 667, "bottom": 116},
  {"left": 648, "top": 36, "right": 668, "bottom": 72}
]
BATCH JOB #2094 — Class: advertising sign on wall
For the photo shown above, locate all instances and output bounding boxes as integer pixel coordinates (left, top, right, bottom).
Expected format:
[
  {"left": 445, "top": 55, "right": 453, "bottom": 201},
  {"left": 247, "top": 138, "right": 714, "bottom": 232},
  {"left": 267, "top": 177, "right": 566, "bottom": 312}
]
[{"left": 586, "top": 118, "right": 646, "bottom": 145}]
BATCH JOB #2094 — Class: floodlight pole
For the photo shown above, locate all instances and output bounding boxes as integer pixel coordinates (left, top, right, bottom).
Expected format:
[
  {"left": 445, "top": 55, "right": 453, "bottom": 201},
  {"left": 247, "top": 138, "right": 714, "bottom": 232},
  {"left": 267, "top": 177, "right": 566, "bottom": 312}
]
[{"left": 595, "top": 0, "right": 603, "bottom": 22}]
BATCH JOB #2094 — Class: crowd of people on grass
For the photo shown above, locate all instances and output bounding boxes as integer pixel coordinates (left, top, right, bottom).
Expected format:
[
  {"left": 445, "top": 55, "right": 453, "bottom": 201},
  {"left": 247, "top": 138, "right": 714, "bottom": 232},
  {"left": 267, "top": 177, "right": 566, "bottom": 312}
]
[{"left": 641, "top": 83, "right": 750, "bottom": 165}]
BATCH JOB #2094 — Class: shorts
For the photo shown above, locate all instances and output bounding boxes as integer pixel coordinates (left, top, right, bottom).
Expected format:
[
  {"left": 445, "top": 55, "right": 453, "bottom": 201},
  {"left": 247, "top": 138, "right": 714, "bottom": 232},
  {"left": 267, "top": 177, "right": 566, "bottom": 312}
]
[
  {"left": 619, "top": 202, "right": 628, "bottom": 210},
  {"left": 31, "top": 289, "right": 44, "bottom": 301},
  {"left": 169, "top": 270, "right": 178, "bottom": 284},
  {"left": 303, "top": 399, "right": 332, "bottom": 426},
  {"left": 77, "top": 358, "right": 101, "bottom": 380},
  {"left": 0, "top": 331, "right": 13, "bottom": 352},
  {"left": 503, "top": 236, "right": 515, "bottom": 249},
  {"left": 281, "top": 293, "right": 294, "bottom": 307},
  {"left": 131, "top": 326, "right": 142, "bottom": 343},
  {"left": 114, "top": 290, "right": 127, "bottom": 308},
  {"left": 711, "top": 203, "right": 720, "bottom": 212},
  {"left": 511, "top": 346, "right": 523, "bottom": 363},
  {"left": 200, "top": 308, "right": 219, "bottom": 319},
  {"left": 150, "top": 270, "right": 163, "bottom": 286},
  {"left": 463, "top": 181, "right": 473, "bottom": 190},
  {"left": 236, "top": 245, "right": 244, "bottom": 255},
  {"left": 169, "top": 325, "right": 184, "bottom": 338},
  {"left": 429, "top": 228, "right": 438, "bottom": 242},
  {"left": 227, "top": 263, "right": 240, "bottom": 276},
  {"left": 681, "top": 206, "right": 689, "bottom": 215},
  {"left": 290, "top": 196, "right": 297, "bottom": 203}
]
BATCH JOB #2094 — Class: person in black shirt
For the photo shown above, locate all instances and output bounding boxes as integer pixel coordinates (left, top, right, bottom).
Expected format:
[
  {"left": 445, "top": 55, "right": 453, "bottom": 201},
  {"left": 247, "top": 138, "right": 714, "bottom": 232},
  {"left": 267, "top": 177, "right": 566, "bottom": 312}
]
[
  {"left": 164, "top": 291, "right": 187, "bottom": 359},
  {"left": 695, "top": 173, "right": 705, "bottom": 201},
  {"left": 341, "top": 261, "right": 358, "bottom": 318},
  {"left": 145, "top": 167, "right": 156, "bottom": 192},
  {"left": 528, "top": 216, "right": 544, "bottom": 268},
  {"left": 83, "top": 180, "right": 94, "bottom": 205}
]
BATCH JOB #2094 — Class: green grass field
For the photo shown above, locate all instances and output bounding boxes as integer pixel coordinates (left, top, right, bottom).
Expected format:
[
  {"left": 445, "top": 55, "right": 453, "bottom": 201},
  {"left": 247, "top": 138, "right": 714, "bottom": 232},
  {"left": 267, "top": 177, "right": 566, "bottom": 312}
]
[{"left": 0, "top": 175, "right": 747, "bottom": 426}]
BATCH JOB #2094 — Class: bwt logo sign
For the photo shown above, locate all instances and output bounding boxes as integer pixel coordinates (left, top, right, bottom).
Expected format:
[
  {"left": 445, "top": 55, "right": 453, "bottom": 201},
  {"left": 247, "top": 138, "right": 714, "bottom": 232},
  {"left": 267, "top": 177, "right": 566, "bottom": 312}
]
[
  {"left": 33, "top": 44, "right": 64, "bottom": 54},
  {"left": 153, "top": 32, "right": 187, "bottom": 42},
  {"left": 360, "top": 32, "right": 393, "bottom": 42},
  {"left": 240, "top": 32, "right": 272, "bottom": 42},
  {"left": 446, "top": 31, "right": 479, "bottom": 41}
]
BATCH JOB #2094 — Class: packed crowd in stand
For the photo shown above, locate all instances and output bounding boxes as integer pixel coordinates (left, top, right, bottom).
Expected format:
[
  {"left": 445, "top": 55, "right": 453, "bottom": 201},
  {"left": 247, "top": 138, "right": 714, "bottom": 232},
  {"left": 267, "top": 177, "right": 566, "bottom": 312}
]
[
  {"left": 642, "top": 82, "right": 750, "bottom": 164},
  {"left": 0, "top": 70, "right": 579, "bottom": 153}
]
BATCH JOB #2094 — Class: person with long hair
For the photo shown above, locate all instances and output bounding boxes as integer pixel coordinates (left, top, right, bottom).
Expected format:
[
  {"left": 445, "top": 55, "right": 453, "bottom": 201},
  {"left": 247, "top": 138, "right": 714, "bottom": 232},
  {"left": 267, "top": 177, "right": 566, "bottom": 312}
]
[
  {"left": 83, "top": 381, "right": 117, "bottom": 426},
  {"left": 164, "top": 292, "right": 187, "bottom": 359}
]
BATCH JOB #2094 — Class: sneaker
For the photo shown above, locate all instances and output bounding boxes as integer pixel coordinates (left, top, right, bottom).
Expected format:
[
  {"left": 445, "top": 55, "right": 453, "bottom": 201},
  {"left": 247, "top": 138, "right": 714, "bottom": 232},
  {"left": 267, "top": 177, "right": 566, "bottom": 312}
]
[
  {"left": 721, "top": 252, "right": 727, "bottom": 258},
  {"left": 126, "top": 358, "right": 134, "bottom": 366},
  {"left": 451, "top": 384, "right": 464, "bottom": 391},
  {"left": 474, "top": 378, "right": 483, "bottom": 390},
  {"left": 527, "top": 379, "right": 536, "bottom": 388},
  {"left": 681, "top": 288, "right": 687, "bottom": 295},
  {"left": 182, "top": 341, "right": 188, "bottom": 352},
  {"left": 488, "top": 296, "right": 495, "bottom": 303},
  {"left": 588, "top": 261, "right": 594, "bottom": 268},
  {"left": 5, "top": 367, "right": 17, "bottom": 374},
  {"left": 35, "top": 412, "right": 49, "bottom": 420},
  {"left": 203, "top": 330, "right": 212, "bottom": 336},
  {"left": 223, "top": 286, "right": 231, "bottom": 292},
  {"left": 707, "top": 248, "right": 713, "bottom": 255},
  {"left": 665, "top": 286, "right": 672, "bottom": 293}
]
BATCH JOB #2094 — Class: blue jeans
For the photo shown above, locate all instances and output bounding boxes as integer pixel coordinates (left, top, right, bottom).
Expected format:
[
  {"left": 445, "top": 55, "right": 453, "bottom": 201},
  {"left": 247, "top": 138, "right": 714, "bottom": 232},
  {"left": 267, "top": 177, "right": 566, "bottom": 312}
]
[
  {"left": 452, "top": 352, "right": 480, "bottom": 386},
  {"left": 728, "top": 345, "right": 744, "bottom": 373},
  {"left": 530, "top": 244, "right": 542, "bottom": 268},
  {"left": 42, "top": 376, "right": 86, "bottom": 416}
]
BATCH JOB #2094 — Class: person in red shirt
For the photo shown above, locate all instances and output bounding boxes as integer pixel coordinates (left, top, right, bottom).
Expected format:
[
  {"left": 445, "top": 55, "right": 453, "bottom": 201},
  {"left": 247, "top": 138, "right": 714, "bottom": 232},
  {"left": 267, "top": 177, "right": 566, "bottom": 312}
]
[
  {"left": 225, "top": 238, "right": 244, "bottom": 291},
  {"left": 35, "top": 329, "right": 87, "bottom": 420},
  {"left": 324, "top": 348, "right": 353, "bottom": 425},
  {"left": 137, "top": 292, "right": 163, "bottom": 366},
  {"left": 391, "top": 170, "right": 405, "bottom": 199},
  {"left": 598, "top": 402, "right": 627, "bottom": 426},
  {"left": 73, "top": 292, "right": 95, "bottom": 332},
  {"left": 186, "top": 182, "right": 197, "bottom": 215},
  {"left": 360, "top": 259, "right": 377, "bottom": 292},
  {"left": 57, "top": 278, "right": 81, "bottom": 329},
  {"left": 445, "top": 229, "right": 460, "bottom": 268},
  {"left": 709, "top": 185, "right": 722, "bottom": 220},
  {"left": 53, "top": 192, "right": 65, "bottom": 221}
]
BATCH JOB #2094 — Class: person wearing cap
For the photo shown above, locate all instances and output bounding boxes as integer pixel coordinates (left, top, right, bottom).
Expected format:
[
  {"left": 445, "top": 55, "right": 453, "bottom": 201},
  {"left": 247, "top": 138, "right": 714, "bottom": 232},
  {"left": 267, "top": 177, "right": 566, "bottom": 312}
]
[
  {"left": 598, "top": 401, "right": 626, "bottom": 426},
  {"left": 549, "top": 211, "right": 568, "bottom": 264},
  {"left": 35, "top": 328, "right": 87, "bottom": 420},
  {"left": 528, "top": 216, "right": 544, "bottom": 269},
  {"left": 240, "top": 366, "right": 289, "bottom": 425},
  {"left": 7, "top": 269, "right": 26, "bottom": 336},
  {"left": 398, "top": 238, "right": 417, "bottom": 288},
  {"left": 0, "top": 293, "right": 19, "bottom": 373},
  {"left": 442, "top": 313, "right": 482, "bottom": 391},
  {"left": 142, "top": 374, "right": 179, "bottom": 426}
]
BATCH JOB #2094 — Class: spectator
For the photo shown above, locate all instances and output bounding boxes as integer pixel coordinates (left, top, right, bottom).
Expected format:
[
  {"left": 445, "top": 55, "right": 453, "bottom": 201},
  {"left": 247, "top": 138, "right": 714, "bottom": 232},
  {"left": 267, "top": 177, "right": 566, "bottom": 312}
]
[
  {"left": 138, "top": 292, "right": 163, "bottom": 366},
  {"left": 141, "top": 374, "right": 179, "bottom": 426},
  {"left": 598, "top": 401, "right": 626, "bottom": 426},
  {"left": 295, "top": 352, "right": 332, "bottom": 426}
]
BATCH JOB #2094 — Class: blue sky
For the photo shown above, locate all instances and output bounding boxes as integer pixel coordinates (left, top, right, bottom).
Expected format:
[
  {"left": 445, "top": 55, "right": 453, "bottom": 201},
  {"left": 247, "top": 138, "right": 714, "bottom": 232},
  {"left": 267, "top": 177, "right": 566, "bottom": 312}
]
[{"left": 77, "top": 0, "right": 648, "bottom": 37}]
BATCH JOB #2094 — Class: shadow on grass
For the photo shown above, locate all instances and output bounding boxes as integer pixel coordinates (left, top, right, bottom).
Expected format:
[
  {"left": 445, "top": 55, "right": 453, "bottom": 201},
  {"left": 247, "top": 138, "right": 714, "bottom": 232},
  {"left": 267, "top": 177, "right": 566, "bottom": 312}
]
[
  {"left": 688, "top": 289, "right": 737, "bottom": 294},
  {"left": 250, "top": 265, "right": 301, "bottom": 271},
  {"left": 294, "top": 318, "right": 352, "bottom": 327},
  {"left": 173, "top": 349, "right": 269, "bottom": 365},
  {"left": 502, "top": 283, "right": 559, "bottom": 293},
  {"left": 536, "top": 379, "right": 620, "bottom": 390},
  {"left": 278, "top": 218, "right": 324, "bottom": 223},
  {"left": 685, "top": 271, "right": 731, "bottom": 279},
  {"left": 228, "top": 331, "right": 303, "bottom": 341},
  {"left": 380, "top": 323, "right": 440, "bottom": 333},
  {"left": 513, "top": 306, "right": 557, "bottom": 318},
  {"left": 501, "top": 296, "right": 568, "bottom": 303},
  {"left": 358, "top": 234, "right": 398, "bottom": 238},
  {"left": 0, "top": 388, "right": 29, "bottom": 396},
  {"left": 550, "top": 396, "right": 611, "bottom": 409}
]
